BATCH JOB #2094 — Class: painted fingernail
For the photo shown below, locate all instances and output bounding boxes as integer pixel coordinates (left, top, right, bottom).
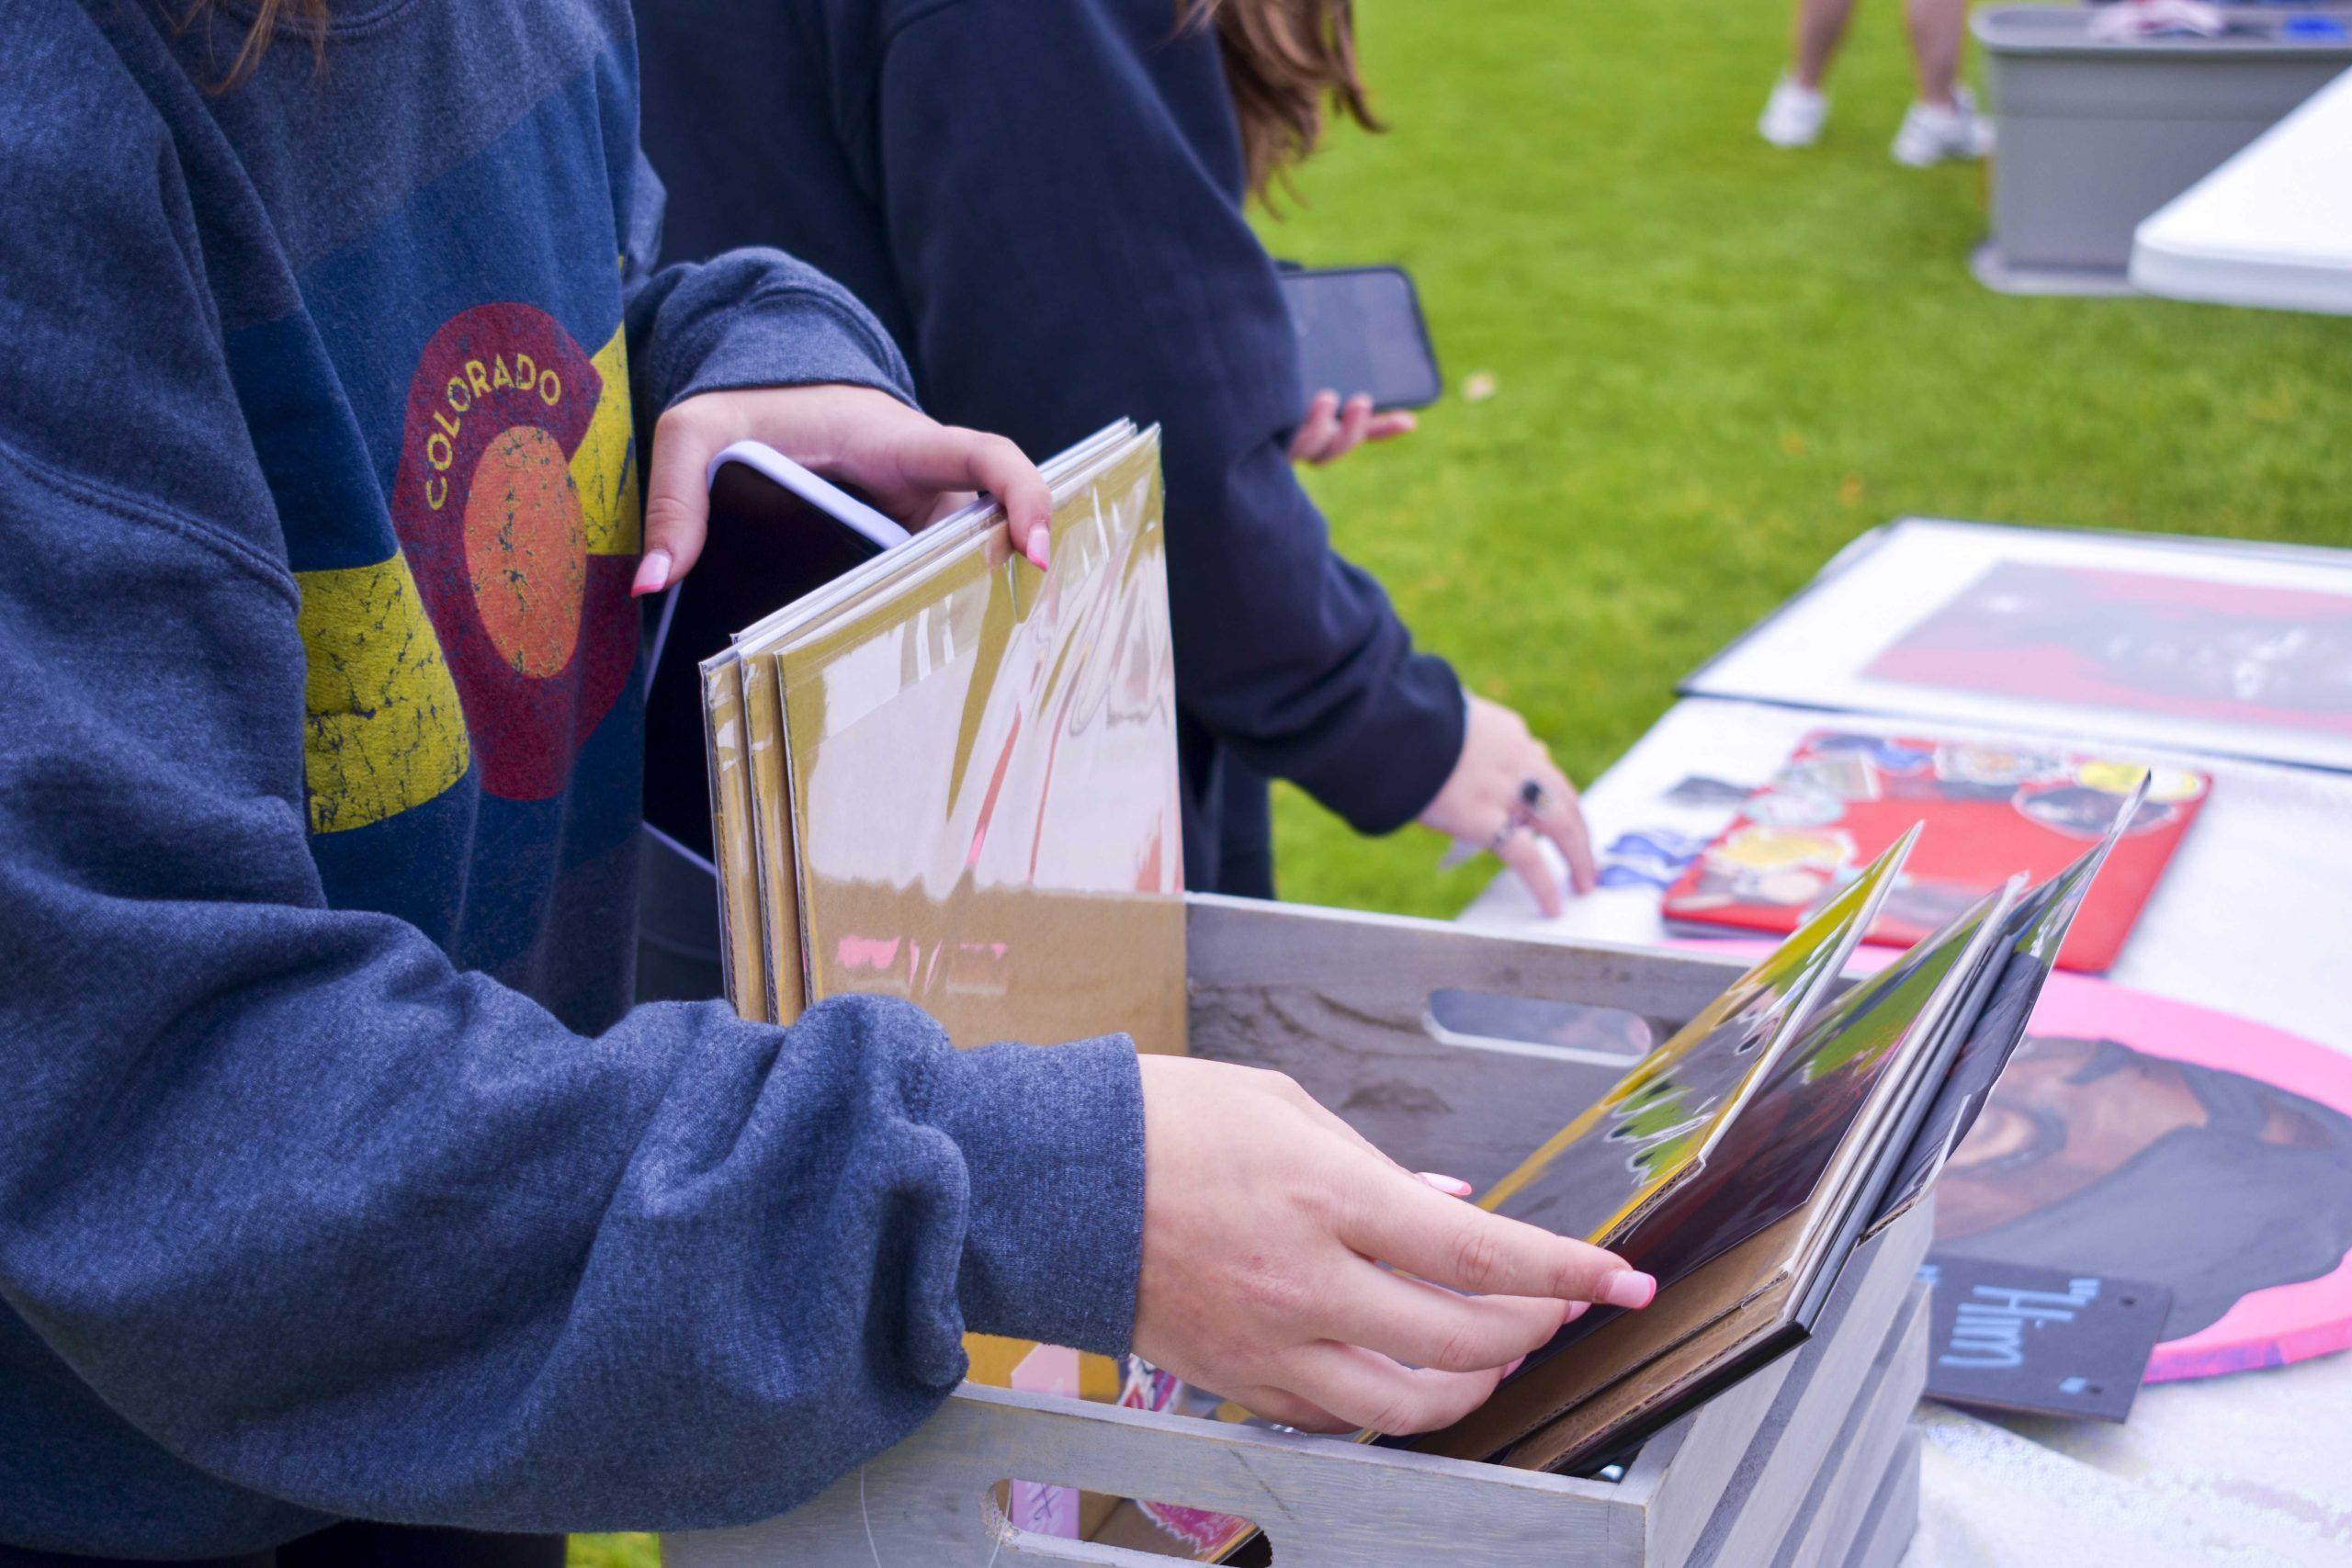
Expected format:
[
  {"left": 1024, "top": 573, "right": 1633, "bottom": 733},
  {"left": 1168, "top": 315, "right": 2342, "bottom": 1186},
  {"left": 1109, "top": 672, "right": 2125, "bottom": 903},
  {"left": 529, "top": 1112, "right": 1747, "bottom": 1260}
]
[
  {"left": 1501, "top": 1355, "right": 1527, "bottom": 1379},
  {"left": 1598, "top": 1269, "right": 1657, "bottom": 1310},
  {"left": 1417, "top": 1172, "right": 1475, "bottom": 1198},
  {"left": 630, "top": 548, "right": 673, "bottom": 597},
  {"left": 1025, "top": 533, "right": 1051, "bottom": 570},
  {"left": 1564, "top": 1301, "right": 1589, "bottom": 1323}
]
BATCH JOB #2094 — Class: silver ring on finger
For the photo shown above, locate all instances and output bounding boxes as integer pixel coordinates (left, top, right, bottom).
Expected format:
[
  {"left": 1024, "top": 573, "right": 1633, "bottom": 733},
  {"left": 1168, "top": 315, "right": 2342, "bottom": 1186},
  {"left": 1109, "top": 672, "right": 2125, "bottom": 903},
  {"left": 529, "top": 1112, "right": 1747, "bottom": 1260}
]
[
  {"left": 1487, "top": 818, "right": 1528, "bottom": 856},
  {"left": 1517, "top": 777, "right": 1555, "bottom": 820}
]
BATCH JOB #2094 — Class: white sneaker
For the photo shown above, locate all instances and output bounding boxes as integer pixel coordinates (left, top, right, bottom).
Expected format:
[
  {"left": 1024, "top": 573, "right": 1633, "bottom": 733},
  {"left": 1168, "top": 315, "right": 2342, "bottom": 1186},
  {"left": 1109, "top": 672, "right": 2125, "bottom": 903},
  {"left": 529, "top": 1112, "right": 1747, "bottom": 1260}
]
[
  {"left": 1759, "top": 79, "right": 1829, "bottom": 148},
  {"left": 1891, "top": 87, "right": 1995, "bottom": 166}
]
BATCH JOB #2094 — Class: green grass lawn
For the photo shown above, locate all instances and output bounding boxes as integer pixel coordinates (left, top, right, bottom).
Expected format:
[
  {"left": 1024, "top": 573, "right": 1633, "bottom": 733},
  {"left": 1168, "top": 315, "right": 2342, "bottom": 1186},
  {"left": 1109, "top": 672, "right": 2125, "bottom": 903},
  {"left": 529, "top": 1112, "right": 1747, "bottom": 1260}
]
[
  {"left": 570, "top": 2, "right": 2348, "bottom": 1561},
  {"left": 1263, "top": 0, "right": 2352, "bottom": 919}
]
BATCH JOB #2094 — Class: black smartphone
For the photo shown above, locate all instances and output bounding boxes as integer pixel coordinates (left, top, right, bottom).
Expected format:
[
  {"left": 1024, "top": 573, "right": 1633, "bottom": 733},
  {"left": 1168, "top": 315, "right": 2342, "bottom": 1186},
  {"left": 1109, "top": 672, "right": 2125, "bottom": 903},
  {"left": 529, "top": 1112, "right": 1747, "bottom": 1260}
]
[
  {"left": 1277, "top": 264, "right": 1443, "bottom": 412},
  {"left": 640, "top": 444, "right": 906, "bottom": 861}
]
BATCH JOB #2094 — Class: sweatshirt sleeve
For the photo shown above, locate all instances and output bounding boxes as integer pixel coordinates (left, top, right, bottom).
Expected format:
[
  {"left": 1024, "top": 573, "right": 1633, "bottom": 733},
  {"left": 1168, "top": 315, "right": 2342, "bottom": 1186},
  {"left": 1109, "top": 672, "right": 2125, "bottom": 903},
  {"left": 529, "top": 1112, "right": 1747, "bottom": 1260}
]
[
  {"left": 868, "top": 0, "right": 1466, "bottom": 834},
  {"left": 0, "top": 53, "right": 1141, "bottom": 1537},
  {"left": 621, "top": 150, "right": 919, "bottom": 413}
]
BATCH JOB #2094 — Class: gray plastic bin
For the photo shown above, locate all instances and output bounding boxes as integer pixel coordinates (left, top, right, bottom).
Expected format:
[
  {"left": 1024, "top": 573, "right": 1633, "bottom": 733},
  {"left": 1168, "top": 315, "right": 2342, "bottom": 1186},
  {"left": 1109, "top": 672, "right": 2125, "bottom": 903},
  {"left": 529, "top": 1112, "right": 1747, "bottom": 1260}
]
[{"left": 1973, "top": 6, "right": 2352, "bottom": 294}]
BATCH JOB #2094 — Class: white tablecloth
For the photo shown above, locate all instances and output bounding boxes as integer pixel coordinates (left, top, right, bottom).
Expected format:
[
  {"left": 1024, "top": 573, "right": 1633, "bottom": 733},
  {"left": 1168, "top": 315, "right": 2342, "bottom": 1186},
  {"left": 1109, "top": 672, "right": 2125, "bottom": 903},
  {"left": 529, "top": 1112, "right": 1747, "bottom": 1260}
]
[
  {"left": 1458, "top": 697, "right": 2352, "bottom": 1565},
  {"left": 2132, "top": 65, "right": 2352, "bottom": 316}
]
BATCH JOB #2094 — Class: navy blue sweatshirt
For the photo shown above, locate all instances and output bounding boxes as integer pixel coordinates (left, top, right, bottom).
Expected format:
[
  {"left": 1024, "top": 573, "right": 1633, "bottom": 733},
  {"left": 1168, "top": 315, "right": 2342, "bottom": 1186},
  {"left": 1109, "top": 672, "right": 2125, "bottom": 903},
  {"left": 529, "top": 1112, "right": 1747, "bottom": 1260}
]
[
  {"left": 637, "top": 0, "right": 1468, "bottom": 897},
  {"left": 0, "top": 2, "right": 1140, "bottom": 1553}
]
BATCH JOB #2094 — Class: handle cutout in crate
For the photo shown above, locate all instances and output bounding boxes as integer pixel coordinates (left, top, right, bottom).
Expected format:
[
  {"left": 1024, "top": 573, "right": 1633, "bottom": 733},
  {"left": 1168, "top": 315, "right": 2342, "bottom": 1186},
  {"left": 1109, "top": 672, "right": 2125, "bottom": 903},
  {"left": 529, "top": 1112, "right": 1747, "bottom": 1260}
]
[
  {"left": 1424, "top": 989, "right": 1654, "bottom": 1067},
  {"left": 992, "top": 1480, "right": 1267, "bottom": 1564}
]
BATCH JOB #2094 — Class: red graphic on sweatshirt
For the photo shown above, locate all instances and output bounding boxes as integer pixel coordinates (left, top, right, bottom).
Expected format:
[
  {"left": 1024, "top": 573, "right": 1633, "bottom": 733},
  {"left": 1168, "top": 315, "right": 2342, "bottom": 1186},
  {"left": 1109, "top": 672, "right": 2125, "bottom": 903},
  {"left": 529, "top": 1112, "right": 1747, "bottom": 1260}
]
[{"left": 389, "top": 303, "right": 637, "bottom": 800}]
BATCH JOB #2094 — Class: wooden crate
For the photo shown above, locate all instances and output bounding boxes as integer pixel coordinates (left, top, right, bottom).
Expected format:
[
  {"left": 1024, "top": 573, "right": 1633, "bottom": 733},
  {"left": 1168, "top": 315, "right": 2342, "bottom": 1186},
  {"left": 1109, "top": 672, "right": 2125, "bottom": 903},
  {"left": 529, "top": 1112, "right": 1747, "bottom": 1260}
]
[
  {"left": 1839, "top": 1428, "right": 1924, "bottom": 1568},
  {"left": 664, "top": 897, "right": 1923, "bottom": 1568}
]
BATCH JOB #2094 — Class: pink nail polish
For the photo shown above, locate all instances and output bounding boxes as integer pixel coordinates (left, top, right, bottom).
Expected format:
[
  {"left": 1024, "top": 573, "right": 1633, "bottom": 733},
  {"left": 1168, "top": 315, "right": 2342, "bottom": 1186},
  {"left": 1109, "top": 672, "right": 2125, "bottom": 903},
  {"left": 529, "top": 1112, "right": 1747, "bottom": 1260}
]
[
  {"left": 1025, "top": 535, "right": 1051, "bottom": 570},
  {"left": 1416, "top": 1172, "right": 1475, "bottom": 1198},
  {"left": 1501, "top": 1355, "right": 1527, "bottom": 1379},
  {"left": 1599, "top": 1269, "right": 1657, "bottom": 1310},
  {"left": 630, "top": 548, "right": 673, "bottom": 598}
]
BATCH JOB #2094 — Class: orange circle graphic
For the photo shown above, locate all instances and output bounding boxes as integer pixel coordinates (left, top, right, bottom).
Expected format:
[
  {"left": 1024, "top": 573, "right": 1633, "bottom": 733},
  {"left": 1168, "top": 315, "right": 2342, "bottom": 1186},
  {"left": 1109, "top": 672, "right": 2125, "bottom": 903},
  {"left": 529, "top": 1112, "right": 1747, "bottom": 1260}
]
[{"left": 463, "top": 425, "right": 587, "bottom": 678}]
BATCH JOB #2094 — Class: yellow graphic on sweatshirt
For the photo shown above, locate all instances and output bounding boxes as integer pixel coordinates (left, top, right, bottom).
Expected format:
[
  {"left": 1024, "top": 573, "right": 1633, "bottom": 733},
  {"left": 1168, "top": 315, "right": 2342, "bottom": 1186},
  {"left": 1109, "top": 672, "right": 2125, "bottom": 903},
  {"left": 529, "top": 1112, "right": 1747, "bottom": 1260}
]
[
  {"left": 297, "top": 554, "right": 471, "bottom": 833},
  {"left": 571, "top": 324, "right": 640, "bottom": 557}
]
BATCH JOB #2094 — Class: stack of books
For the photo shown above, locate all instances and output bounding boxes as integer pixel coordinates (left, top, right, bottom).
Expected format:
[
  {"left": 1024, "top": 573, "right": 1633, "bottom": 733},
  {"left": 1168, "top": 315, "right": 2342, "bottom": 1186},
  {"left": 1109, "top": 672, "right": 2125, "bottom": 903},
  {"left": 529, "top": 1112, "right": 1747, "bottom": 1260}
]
[{"left": 689, "top": 420, "right": 1186, "bottom": 1056}]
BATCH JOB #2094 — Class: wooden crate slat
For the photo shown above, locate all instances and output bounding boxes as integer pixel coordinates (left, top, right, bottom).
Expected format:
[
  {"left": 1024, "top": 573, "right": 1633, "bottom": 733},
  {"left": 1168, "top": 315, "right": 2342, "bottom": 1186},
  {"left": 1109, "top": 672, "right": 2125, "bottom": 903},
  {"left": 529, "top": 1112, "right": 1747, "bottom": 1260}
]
[
  {"left": 1183, "top": 896, "right": 1749, "bottom": 1189},
  {"left": 1685, "top": 1209, "right": 1933, "bottom": 1568},
  {"left": 1838, "top": 1428, "right": 1924, "bottom": 1568},
  {"left": 663, "top": 1382, "right": 1643, "bottom": 1568},
  {"left": 1772, "top": 1287, "right": 1930, "bottom": 1568}
]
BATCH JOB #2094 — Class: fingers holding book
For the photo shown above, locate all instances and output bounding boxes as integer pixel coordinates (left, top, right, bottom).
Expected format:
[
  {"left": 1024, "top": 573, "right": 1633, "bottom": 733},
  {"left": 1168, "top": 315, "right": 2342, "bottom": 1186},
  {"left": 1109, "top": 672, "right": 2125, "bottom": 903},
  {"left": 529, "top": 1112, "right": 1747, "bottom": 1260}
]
[
  {"left": 1334, "top": 1168, "right": 1657, "bottom": 1313},
  {"left": 1130, "top": 1055, "right": 1652, "bottom": 1437}
]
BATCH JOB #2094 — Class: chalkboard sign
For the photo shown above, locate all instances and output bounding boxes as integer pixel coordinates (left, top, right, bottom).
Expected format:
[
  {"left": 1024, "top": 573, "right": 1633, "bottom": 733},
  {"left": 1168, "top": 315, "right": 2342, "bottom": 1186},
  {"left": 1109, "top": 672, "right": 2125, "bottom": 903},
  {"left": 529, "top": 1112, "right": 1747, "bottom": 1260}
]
[{"left": 1920, "top": 1254, "right": 2172, "bottom": 1422}]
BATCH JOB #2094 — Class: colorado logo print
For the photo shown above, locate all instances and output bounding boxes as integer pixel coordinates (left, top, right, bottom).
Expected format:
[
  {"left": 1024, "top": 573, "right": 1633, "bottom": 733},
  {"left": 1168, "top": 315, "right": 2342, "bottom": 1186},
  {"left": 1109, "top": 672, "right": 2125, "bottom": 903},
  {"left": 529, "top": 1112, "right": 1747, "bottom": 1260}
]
[{"left": 383, "top": 303, "right": 641, "bottom": 803}]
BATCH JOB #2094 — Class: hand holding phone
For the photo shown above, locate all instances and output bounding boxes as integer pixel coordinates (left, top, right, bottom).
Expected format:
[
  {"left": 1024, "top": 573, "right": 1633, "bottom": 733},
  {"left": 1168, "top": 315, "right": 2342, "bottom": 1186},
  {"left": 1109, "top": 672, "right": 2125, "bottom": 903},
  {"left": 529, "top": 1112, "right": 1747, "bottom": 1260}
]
[{"left": 1277, "top": 264, "right": 1443, "bottom": 417}]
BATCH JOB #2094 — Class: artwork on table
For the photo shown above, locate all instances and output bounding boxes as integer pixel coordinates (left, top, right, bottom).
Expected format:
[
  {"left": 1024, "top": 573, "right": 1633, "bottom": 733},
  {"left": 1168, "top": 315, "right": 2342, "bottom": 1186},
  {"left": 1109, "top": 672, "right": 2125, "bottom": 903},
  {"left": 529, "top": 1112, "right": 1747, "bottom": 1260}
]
[
  {"left": 1663, "top": 728, "right": 2206, "bottom": 972},
  {"left": 1865, "top": 560, "right": 2352, "bottom": 743},
  {"left": 1931, "top": 975, "right": 2352, "bottom": 1383},
  {"left": 1683, "top": 518, "right": 2352, "bottom": 773}
]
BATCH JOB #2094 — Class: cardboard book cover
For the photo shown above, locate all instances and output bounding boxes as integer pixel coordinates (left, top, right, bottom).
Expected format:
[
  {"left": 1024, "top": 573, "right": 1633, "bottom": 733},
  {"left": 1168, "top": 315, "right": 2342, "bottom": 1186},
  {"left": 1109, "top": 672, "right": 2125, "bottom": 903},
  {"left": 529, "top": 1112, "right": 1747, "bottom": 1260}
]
[
  {"left": 772, "top": 427, "right": 1186, "bottom": 1058},
  {"left": 1659, "top": 730, "right": 2202, "bottom": 972},
  {"left": 697, "top": 660, "right": 766, "bottom": 1022},
  {"left": 1866, "top": 793, "right": 2144, "bottom": 1236}
]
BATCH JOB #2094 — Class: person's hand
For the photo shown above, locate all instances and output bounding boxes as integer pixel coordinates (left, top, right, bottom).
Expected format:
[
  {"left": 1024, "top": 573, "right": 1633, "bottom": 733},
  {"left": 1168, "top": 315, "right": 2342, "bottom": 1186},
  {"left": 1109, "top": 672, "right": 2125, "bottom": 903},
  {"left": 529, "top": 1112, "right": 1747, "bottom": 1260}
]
[
  {"left": 1419, "top": 695, "right": 1599, "bottom": 915},
  {"left": 632, "top": 383, "right": 1056, "bottom": 596},
  {"left": 1288, "top": 389, "right": 1416, "bottom": 467},
  {"left": 1131, "top": 1055, "right": 1655, "bottom": 1436}
]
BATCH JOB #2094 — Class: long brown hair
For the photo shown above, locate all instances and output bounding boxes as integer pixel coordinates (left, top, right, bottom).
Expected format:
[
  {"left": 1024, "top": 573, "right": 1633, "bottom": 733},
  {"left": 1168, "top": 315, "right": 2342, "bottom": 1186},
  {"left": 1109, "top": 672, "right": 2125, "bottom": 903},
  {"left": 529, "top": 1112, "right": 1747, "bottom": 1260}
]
[
  {"left": 1178, "top": 0, "right": 1382, "bottom": 202},
  {"left": 173, "top": 0, "right": 330, "bottom": 91}
]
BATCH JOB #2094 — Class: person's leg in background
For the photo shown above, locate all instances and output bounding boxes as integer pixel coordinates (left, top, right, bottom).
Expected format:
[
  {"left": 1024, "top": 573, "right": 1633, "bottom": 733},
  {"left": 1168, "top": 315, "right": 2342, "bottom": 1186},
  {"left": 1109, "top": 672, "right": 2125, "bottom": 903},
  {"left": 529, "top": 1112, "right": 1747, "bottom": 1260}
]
[
  {"left": 1760, "top": 0, "right": 1860, "bottom": 148},
  {"left": 1889, "top": 0, "right": 1995, "bottom": 165}
]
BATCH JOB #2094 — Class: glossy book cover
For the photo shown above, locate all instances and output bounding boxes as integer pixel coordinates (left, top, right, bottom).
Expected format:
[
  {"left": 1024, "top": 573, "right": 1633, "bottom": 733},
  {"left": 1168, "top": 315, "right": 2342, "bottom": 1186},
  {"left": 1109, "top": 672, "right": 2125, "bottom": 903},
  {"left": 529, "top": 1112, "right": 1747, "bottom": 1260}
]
[
  {"left": 773, "top": 430, "right": 1188, "bottom": 1059},
  {"left": 1478, "top": 829, "right": 1918, "bottom": 1253}
]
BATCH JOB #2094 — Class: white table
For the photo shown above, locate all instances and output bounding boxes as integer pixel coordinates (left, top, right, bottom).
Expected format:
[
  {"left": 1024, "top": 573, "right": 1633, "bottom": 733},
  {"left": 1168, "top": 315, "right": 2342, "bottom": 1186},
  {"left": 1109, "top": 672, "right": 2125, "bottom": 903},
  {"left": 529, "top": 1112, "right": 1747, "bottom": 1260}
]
[
  {"left": 1460, "top": 697, "right": 2352, "bottom": 1566},
  {"left": 2131, "top": 64, "right": 2352, "bottom": 315}
]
